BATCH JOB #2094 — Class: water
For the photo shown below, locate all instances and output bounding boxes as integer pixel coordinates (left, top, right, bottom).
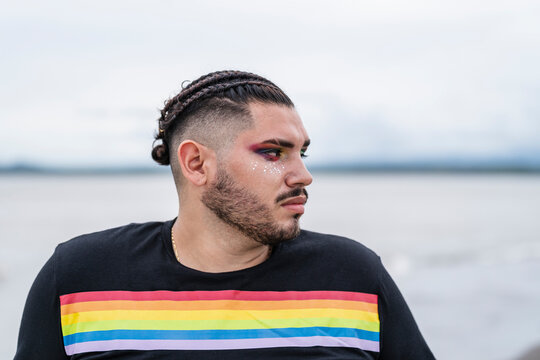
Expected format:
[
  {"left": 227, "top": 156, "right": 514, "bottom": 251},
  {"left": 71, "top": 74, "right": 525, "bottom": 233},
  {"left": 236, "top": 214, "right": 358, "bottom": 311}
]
[{"left": 1, "top": 173, "right": 540, "bottom": 359}]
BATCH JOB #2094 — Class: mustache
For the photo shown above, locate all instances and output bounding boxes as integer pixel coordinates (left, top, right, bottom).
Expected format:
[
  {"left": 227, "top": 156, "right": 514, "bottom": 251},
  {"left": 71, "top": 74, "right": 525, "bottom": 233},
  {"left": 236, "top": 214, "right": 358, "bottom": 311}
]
[{"left": 275, "top": 188, "right": 309, "bottom": 204}]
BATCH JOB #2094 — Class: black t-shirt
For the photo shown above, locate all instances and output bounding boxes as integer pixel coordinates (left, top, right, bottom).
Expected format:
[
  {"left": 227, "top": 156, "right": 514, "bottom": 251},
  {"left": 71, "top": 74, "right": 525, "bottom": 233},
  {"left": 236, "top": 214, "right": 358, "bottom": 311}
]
[{"left": 15, "top": 220, "right": 434, "bottom": 359}]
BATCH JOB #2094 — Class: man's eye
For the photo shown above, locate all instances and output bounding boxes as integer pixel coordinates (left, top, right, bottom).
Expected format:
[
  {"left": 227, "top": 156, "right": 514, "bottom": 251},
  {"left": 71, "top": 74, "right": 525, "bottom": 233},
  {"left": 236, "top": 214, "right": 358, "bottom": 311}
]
[
  {"left": 257, "top": 148, "right": 282, "bottom": 161},
  {"left": 300, "top": 150, "right": 309, "bottom": 158}
]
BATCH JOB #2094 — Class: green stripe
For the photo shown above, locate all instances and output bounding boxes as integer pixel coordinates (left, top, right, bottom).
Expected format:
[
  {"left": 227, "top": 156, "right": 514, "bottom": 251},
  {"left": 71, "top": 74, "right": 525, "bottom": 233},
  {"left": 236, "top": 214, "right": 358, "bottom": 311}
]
[{"left": 62, "top": 317, "right": 380, "bottom": 336}]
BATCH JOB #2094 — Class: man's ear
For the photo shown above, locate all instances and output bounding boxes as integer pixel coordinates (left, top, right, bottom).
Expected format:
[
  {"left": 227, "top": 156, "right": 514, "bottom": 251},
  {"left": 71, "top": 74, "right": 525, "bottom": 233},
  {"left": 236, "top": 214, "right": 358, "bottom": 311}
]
[{"left": 177, "top": 140, "right": 215, "bottom": 186}]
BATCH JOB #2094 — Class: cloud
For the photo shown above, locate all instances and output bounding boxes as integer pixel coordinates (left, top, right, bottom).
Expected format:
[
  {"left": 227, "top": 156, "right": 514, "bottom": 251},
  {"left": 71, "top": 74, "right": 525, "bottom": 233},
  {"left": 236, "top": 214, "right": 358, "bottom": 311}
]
[{"left": 1, "top": 0, "right": 539, "bottom": 166}]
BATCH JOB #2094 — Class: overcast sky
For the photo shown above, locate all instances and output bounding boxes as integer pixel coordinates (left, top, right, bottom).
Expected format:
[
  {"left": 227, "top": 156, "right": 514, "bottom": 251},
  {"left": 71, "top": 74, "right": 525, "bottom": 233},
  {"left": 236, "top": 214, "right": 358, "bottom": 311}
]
[{"left": 1, "top": 0, "right": 539, "bottom": 168}]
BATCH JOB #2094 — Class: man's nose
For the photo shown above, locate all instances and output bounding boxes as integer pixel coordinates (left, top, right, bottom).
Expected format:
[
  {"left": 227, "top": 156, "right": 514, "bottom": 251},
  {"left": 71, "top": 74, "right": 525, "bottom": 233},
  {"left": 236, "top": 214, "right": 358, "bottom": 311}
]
[{"left": 285, "top": 157, "right": 313, "bottom": 188}]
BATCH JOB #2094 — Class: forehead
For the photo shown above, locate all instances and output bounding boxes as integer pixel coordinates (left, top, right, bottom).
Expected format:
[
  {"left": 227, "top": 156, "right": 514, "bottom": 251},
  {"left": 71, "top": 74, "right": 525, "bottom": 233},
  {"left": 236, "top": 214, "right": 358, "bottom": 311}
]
[{"left": 238, "top": 102, "right": 309, "bottom": 145}]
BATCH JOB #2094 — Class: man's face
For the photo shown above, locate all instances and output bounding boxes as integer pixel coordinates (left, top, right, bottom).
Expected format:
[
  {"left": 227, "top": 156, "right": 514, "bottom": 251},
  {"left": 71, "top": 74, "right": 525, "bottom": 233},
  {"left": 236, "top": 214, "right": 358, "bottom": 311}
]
[{"left": 201, "top": 102, "right": 313, "bottom": 246}]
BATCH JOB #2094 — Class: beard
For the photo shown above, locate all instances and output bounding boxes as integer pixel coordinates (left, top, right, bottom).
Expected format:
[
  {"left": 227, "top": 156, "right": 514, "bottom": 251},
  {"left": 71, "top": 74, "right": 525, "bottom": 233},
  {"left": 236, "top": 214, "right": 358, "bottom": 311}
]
[{"left": 201, "top": 167, "right": 306, "bottom": 246}]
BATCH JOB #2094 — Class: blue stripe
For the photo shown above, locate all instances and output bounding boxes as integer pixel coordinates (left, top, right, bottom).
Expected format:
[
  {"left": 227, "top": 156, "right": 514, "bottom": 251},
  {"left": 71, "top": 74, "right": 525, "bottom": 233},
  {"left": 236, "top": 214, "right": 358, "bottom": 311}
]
[{"left": 63, "top": 327, "right": 380, "bottom": 346}]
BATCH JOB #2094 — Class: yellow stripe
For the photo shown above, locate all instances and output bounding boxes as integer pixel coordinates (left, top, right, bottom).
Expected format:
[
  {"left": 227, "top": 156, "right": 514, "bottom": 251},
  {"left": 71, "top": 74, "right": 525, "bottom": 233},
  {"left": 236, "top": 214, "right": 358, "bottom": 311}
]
[
  {"left": 61, "top": 317, "right": 380, "bottom": 336},
  {"left": 61, "top": 308, "right": 379, "bottom": 326}
]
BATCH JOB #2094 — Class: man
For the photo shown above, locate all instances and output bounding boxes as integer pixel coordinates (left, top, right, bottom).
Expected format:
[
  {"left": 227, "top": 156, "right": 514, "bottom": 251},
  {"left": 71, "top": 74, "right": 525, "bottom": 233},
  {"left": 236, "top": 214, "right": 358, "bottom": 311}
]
[{"left": 15, "top": 70, "right": 434, "bottom": 359}]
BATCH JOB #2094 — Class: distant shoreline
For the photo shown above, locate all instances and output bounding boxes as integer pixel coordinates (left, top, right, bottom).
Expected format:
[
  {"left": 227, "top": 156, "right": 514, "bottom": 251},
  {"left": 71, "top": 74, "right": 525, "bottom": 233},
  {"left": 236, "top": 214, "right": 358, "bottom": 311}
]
[{"left": 1, "top": 163, "right": 540, "bottom": 175}]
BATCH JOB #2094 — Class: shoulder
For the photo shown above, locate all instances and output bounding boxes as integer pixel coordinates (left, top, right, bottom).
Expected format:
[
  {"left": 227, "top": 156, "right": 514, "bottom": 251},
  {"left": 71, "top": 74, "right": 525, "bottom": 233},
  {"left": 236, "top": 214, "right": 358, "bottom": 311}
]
[
  {"left": 56, "top": 221, "right": 164, "bottom": 255},
  {"left": 52, "top": 221, "right": 168, "bottom": 291},
  {"left": 281, "top": 229, "right": 383, "bottom": 277},
  {"left": 292, "top": 229, "right": 379, "bottom": 259}
]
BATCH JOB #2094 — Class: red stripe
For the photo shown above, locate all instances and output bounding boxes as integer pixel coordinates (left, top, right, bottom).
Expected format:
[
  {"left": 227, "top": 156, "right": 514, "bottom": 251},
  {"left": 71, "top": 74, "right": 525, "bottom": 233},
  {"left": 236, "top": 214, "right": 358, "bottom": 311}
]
[{"left": 60, "top": 290, "right": 377, "bottom": 305}]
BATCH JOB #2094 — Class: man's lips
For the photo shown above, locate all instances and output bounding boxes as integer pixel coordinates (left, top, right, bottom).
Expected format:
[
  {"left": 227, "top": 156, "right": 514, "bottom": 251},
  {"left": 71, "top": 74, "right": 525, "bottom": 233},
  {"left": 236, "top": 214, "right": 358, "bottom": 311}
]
[{"left": 280, "top": 196, "right": 307, "bottom": 214}]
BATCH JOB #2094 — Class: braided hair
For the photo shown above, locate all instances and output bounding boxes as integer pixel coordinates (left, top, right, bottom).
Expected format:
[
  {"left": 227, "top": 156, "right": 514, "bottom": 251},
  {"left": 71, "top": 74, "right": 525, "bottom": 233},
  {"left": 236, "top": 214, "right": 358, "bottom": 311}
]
[{"left": 152, "top": 70, "right": 294, "bottom": 166}]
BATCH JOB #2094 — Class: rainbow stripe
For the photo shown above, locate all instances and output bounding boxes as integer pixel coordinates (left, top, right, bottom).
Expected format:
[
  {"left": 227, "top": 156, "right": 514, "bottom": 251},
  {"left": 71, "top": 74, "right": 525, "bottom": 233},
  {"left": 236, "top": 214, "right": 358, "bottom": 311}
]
[{"left": 60, "top": 290, "right": 379, "bottom": 355}]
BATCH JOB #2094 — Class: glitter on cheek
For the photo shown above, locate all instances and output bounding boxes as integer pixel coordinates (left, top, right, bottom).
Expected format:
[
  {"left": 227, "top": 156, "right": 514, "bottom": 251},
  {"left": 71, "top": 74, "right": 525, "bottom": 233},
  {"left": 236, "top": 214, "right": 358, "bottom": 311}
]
[
  {"left": 248, "top": 160, "right": 285, "bottom": 177},
  {"left": 249, "top": 161, "right": 259, "bottom": 172},
  {"left": 263, "top": 163, "right": 285, "bottom": 176}
]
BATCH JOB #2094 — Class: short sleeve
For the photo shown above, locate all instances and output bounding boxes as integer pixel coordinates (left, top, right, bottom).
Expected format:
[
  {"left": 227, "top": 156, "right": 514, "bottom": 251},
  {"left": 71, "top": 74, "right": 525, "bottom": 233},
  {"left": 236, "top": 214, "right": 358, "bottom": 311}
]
[
  {"left": 377, "top": 258, "right": 435, "bottom": 359},
  {"left": 14, "top": 249, "right": 68, "bottom": 359}
]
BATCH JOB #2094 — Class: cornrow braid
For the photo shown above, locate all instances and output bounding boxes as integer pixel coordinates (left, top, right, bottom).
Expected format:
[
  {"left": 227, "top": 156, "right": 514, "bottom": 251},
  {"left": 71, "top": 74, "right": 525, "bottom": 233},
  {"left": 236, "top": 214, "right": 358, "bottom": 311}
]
[
  {"left": 174, "top": 70, "right": 274, "bottom": 101},
  {"left": 151, "top": 70, "right": 293, "bottom": 166},
  {"left": 160, "top": 79, "right": 282, "bottom": 131}
]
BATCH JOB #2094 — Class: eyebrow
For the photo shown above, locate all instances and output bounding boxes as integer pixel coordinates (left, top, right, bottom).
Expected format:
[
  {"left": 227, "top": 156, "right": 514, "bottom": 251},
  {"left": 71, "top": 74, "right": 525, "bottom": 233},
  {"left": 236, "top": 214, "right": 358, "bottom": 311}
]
[{"left": 259, "top": 138, "right": 311, "bottom": 148}]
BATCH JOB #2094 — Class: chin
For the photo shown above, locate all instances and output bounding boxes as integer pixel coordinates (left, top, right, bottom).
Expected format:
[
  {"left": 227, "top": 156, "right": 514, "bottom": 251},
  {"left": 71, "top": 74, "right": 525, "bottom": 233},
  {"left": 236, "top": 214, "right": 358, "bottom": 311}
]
[{"left": 258, "top": 220, "right": 301, "bottom": 247}]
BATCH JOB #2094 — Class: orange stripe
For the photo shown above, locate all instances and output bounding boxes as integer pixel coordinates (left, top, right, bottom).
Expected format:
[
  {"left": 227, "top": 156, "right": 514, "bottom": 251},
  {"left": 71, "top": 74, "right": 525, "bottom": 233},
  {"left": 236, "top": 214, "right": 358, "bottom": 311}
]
[{"left": 61, "top": 299, "right": 378, "bottom": 316}]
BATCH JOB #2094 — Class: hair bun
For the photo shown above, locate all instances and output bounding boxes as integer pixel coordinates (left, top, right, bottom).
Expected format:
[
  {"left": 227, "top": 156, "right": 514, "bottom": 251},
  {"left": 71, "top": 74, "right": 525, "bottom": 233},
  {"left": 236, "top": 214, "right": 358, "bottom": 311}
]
[{"left": 151, "top": 143, "right": 170, "bottom": 165}]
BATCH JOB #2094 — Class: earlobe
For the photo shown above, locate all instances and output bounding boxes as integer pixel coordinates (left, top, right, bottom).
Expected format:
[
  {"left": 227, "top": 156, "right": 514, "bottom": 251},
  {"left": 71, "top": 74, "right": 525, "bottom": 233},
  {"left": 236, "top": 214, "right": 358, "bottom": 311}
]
[{"left": 177, "top": 141, "right": 212, "bottom": 186}]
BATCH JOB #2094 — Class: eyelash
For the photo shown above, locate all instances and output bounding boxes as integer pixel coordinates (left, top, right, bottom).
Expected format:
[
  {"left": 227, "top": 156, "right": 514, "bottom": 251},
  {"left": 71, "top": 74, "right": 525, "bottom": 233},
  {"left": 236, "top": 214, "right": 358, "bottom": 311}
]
[{"left": 256, "top": 148, "right": 309, "bottom": 161}]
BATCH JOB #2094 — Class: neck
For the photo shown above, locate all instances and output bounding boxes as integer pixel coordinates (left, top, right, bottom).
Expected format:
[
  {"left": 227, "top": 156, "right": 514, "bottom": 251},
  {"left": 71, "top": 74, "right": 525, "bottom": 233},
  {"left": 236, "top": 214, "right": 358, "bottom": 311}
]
[{"left": 171, "top": 206, "right": 272, "bottom": 273}]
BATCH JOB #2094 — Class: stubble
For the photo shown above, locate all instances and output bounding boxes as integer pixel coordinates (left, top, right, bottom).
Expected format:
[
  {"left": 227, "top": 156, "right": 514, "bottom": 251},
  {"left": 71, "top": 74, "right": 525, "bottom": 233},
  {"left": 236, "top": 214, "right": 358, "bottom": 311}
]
[{"left": 201, "top": 168, "right": 303, "bottom": 246}]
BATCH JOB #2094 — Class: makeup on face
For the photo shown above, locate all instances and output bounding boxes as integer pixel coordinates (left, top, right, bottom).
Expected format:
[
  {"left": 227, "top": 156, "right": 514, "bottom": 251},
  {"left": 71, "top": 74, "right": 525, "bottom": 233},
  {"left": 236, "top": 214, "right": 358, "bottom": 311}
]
[
  {"left": 248, "top": 160, "right": 285, "bottom": 176},
  {"left": 247, "top": 139, "right": 308, "bottom": 177},
  {"left": 249, "top": 138, "right": 310, "bottom": 162}
]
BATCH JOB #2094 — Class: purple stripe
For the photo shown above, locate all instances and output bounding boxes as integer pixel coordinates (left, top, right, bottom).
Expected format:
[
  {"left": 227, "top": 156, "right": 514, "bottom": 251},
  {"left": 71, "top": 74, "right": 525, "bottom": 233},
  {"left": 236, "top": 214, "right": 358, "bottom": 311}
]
[{"left": 65, "top": 336, "right": 380, "bottom": 355}]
